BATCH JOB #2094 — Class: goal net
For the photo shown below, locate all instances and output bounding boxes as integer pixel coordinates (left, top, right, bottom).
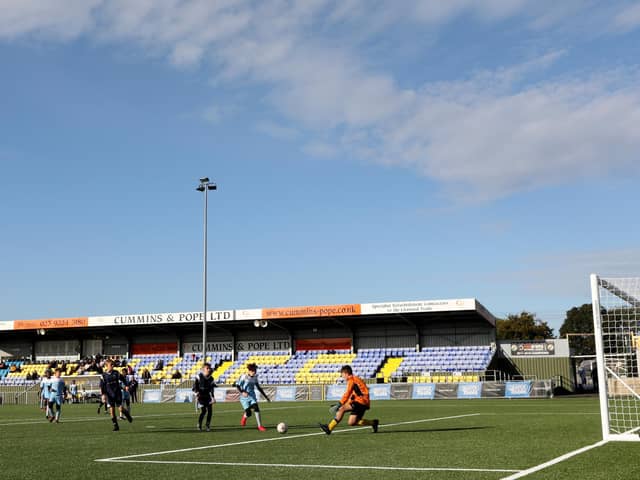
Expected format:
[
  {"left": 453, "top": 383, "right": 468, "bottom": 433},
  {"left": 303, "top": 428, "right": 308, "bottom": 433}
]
[{"left": 590, "top": 274, "right": 640, "bottom": 441}]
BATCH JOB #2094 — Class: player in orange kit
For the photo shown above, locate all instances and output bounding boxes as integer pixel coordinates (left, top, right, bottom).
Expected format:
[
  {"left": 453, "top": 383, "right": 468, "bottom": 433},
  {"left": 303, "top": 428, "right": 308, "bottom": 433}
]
[{"left": 319, "top": 365, "right": 379, "bottom": 434}]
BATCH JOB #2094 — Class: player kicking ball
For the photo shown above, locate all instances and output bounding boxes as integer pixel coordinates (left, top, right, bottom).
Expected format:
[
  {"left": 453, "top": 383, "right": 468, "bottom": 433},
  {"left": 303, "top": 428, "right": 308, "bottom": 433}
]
[
  {"left": 235, "top": 363, "right": 270, "bottom": 431},
  {"left": 319, "top": 365, "right": 379, "bottom": 435}
]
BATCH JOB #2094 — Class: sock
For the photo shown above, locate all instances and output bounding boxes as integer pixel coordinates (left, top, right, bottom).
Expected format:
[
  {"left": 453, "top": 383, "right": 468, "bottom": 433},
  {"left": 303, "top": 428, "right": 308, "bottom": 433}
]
[
  {"left": 255, "top": 411, "right": 262, "bottom": 427},
  {"left": 356, "top": 419, "right": 373, "bottom": 426},
  {"left": 328, "top": 419, "right": 338, "bottom": 431}
]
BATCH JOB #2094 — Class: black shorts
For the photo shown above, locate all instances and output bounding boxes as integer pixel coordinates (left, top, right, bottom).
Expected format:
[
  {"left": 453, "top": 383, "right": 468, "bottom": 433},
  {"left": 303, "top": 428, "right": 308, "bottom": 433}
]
[
  {"left": 348, "top": 401, "right": 369, "bottom": 420},
  {"left": 106, "top": 394, "right": 122, "bottom": 408}
]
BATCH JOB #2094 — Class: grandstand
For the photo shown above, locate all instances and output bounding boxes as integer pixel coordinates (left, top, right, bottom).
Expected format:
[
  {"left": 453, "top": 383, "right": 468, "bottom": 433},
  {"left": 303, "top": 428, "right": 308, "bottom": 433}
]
[{"left": 0, "top": 297, "right": 502, "bottom": 389}]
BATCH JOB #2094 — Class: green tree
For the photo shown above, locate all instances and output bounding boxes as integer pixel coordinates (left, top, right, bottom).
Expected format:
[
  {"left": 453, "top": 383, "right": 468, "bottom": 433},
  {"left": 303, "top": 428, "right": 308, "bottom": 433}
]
[
  {"left": 559, "top": 303, "right": 595, "bottom": 356},
  {"left": 496, "top": 311, "right": 554, "bottom": 340}
]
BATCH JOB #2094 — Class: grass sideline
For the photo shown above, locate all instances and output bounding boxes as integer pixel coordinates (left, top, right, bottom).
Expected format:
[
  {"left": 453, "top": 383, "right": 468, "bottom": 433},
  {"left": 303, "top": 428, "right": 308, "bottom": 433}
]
[{"left": 1, "top": 397, "right": 638, "bottom": 479}]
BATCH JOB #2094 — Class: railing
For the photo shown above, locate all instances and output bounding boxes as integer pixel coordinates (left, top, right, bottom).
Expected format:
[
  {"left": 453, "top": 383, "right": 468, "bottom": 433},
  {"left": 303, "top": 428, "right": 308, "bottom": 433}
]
[{"left": 0, "top": 383, "right": 41, "bottom": 405}]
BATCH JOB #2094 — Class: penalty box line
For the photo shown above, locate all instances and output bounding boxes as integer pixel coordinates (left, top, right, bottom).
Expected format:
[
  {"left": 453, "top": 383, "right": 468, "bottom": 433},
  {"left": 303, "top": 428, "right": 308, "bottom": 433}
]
[
  {"left": 96, "top": 413, "right": 484, "bottom": 463},
  {"left": 500, "top": 440, "right": 608, "bottom": 480},
  {"left": 103, "top": 459, "right": 520, "bottom": 474}
]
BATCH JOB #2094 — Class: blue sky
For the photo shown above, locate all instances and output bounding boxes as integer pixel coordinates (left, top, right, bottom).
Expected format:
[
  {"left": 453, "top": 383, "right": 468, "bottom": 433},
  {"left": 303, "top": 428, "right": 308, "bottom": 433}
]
[{"left": 1, "top": 1, "right": 640, "bottom": 333}]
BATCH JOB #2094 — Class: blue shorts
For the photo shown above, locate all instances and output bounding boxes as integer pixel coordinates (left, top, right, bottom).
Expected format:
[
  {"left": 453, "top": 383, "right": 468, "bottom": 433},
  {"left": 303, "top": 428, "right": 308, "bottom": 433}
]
[
  {"left": 49, "top": 397, "right": 62, "bottom": 406},
  {"left": 240, "top": 395, "right": 258, "bottom": 410}
]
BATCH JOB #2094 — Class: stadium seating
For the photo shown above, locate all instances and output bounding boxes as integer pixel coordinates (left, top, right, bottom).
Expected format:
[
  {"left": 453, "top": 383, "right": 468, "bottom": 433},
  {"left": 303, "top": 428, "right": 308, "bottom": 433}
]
[{"left": 0, "top": 345, "right": 495, "bottom": 385}]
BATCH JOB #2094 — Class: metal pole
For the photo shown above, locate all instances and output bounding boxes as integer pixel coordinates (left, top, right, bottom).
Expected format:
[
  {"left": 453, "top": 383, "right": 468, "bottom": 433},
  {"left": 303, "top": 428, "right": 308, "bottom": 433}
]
[
  {"left": 590, "top": 273, "right": 610, "bottom": 441},
  {"left": 202, "top": 185, "right": 208, "bottom": 365}
]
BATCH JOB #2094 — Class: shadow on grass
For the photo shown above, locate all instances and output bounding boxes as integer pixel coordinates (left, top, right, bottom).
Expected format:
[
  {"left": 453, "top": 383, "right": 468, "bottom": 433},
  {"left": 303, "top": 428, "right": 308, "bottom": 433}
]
[{"left": 376, "top": 426, "right": 491, "bottom": 434}]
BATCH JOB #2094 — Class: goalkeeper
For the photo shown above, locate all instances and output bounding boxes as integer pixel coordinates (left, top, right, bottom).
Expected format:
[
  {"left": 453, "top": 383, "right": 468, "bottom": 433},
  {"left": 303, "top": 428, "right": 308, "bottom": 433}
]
[{"left": 319, "top": 365, "right": 379, "bottom": 435}]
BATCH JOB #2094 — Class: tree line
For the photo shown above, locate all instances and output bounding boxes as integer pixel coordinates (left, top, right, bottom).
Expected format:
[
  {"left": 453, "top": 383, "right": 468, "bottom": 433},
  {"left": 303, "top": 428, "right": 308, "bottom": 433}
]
[{"left": 497, "top": 304, "right": 594, "bottom": 355}]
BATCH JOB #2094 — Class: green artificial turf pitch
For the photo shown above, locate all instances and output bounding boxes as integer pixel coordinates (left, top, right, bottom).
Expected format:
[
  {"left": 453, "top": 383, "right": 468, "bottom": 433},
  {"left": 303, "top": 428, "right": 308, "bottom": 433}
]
[{"left": 1, "top": 397, "right": 639, "bottom": 479}]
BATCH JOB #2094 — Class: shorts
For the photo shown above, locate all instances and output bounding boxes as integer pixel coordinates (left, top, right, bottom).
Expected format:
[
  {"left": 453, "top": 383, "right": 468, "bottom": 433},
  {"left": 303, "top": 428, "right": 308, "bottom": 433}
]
[
  {"left": 106, "top": 394, "right": 123, "bottom": 408},
  {"left": 197, "top": 394, "right": 213, "bottom": 408},
  {"left": 240, "top": 395, "right": 258, "bottom": 411},
  {"left": 348, "top": 401, "right": 369, "bottom": 420},
  {"left": 49, "top": 397, "right": 62, "bottom": 406}
]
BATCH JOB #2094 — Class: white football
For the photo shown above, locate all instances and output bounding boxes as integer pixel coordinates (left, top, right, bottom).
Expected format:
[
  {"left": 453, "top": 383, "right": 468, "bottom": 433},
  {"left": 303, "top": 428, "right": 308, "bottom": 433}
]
[{"left": 277, "top": 422, "right": 288, "bottom": 434}]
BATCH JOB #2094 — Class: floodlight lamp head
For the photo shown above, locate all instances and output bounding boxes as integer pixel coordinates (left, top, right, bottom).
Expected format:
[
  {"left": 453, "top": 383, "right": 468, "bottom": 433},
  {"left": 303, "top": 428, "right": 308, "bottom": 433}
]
[
  {"left": 196, "top": 185, "right": 205, "bottom": 192},
  {"left": 254, "top": 320, "right": 261, "bottom": 328},
  {"left": 261, "top": 320, "right": 268, "bottom": 328},
  {"left": 207, "top": 184, "right": 217, "bottom": 191},
  {"left": 199, "top": 177, "right": 210, "bottom": 184}
]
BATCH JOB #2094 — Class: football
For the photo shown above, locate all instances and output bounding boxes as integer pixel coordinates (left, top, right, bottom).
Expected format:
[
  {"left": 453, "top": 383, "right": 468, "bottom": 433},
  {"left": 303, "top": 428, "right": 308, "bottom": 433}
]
[{"left": 276, "top": 422, "right": 288, "bottom": 434}]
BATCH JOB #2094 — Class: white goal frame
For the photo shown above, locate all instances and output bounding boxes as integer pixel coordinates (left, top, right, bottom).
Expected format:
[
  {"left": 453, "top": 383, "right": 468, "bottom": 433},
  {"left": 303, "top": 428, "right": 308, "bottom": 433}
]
[{"left": 590, "top": 274, "right": 640, "bottom": 442}]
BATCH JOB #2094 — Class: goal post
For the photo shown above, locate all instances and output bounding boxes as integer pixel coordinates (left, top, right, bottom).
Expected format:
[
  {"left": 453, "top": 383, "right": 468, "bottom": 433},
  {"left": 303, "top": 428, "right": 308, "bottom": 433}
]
[{"left": 590, "top": 274, "right": 640, "bottom": 442}]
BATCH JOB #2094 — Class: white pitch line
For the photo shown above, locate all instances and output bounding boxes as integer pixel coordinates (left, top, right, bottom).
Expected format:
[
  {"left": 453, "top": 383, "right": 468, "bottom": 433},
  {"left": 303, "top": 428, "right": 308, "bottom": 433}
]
[
  {"left": 500, "top": 440, "right": 608, "bottom": 480},
  {"left": 96, "top": 413, "right": 481, "bottom": 462},
  {"left": 103, "top": 459, "right": 520, "bottom": 473}
]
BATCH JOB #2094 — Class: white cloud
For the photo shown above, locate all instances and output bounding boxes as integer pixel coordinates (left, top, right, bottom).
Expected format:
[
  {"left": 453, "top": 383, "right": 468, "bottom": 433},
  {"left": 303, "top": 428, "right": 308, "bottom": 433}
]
[
  {"left": 612, "top": 2, "right": 640, "bottom": 32},
  {"left": 0, "top": 0, "right": 100, "bottom": 39},
  {"left": 1, "top": 1, "right": 639, "bottom": 200}
]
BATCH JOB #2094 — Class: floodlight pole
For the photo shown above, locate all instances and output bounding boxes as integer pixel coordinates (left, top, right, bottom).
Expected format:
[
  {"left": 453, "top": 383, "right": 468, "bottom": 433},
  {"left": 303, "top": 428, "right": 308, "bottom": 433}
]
[{"left": 197, "top": 177, "right": 217, "bottom": 365}]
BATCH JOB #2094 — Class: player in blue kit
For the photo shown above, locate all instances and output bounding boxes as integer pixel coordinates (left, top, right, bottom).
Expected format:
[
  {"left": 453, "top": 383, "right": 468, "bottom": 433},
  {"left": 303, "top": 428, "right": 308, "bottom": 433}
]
[
  {"left": 100, "top": 359, "right": 132, "bottom": 431},
  {"left": 235, "top": 363, "right": 270, "bottom": 431},
  {"left": 40, "top": 369, "right": 53, "bottom": 419},
  {"left": 47, "top": 368, "right": 66, "bottom": 423}
]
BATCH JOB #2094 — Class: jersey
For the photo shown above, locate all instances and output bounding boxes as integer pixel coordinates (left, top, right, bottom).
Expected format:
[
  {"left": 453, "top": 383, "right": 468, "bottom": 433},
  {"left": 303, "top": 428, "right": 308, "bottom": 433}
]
[
  {"left": 236, "top": 373, "right": 262, "bottom": 409},
  {"left": 49, "top": 377, "right": 66, "bottom": 402},
  {"left": 40, "top": 377, "right": 52, "bottom": 398},
  {"left": 120, "top": 376, "right": 131, "bottom": 401},
  {"left": 193, "top": 373, "right": 216, "bottom": 397},
  {"left": 340, "top": 374, "right": 370, "bottom": 408},
  {"left": 100, "top": 370, "right": 125, "bottom": 399},
  {"left": 236, "top": 373, "right": 261, "bottom": 400}
]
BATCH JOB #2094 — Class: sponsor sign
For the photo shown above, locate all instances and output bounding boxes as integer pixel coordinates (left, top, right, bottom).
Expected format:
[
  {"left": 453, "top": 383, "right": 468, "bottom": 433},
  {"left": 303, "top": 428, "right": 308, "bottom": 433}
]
[
  {"left": 88, "top": 310, "right": 234, "bottom": 327},
  {"left": 262, "top": 304, "right": 361, "bottom": 319},
  {"left": 143, "top": 389, "right": 162, "bottom": 403},
  {"left": 457, "top": 382, "right": 482, "bottom": 399},
  {"left": 184, "top": 340, "right": 290, "bottom": 353},
  {"left": 510, "top": 342, "right": 555, "bottom": 356},
  {"left": 505, "top": 381, "right": 532, "bottom": 398},
  {"left": 0, "top": 321, "right": 14, "bottom": 331},
  {"left": 360, "top": 299, "right": 474, "bottom": 315},
  {"left": 183, "top": 342, "right": 234, "bottom": 353},
  {"left": 13, "top": 317, "right": 88, "bottom": 330},
  {"left": 369, "top": 384, "right": 391, "bottom": 400},
  {"left": 175, "top": 388, "right": 194, "bottom": 403},
  {"left": 235, "top": 309, "right": 262, "bottom": 321},
  {"left": 236, "top": 340, "right": 290, "bottom": 352},
  {"left": 412, "top": 383, "right": 436, "bottom": 400},
  {"left": 214, "top": 388, "right": 228, "bottom": 403},
  {"left": 325, "top": 384, "right": 347, "bottom": 401},
  {"left": 275, "top": 386, "right": 297, "bottom": 402}
]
